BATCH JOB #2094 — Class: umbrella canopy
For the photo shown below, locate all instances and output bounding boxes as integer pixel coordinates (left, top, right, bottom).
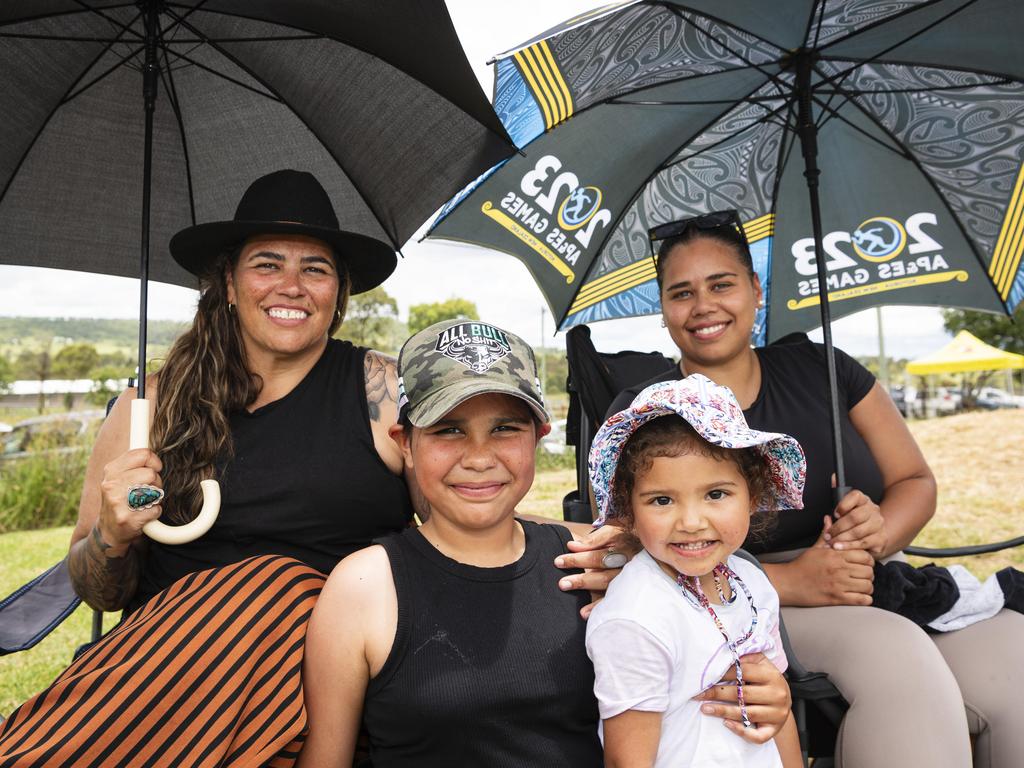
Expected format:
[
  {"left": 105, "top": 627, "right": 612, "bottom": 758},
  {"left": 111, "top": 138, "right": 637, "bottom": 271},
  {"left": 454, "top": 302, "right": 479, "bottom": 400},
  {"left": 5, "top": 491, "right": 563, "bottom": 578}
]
[
  {"left": 0, "top": 0, "right": 514, "bottom": 288},
  {"left": 0, "top": 0, "right": 516, "bottom": 543},
  {"left": 430, "top": 0, "right": 1024, "bottom": 344},
  {"left": 430, "top": 0, "right": 1024, "bottom": 494},
  {"left": 907, "top": 330, "right": 1024, "bottom": 375}
]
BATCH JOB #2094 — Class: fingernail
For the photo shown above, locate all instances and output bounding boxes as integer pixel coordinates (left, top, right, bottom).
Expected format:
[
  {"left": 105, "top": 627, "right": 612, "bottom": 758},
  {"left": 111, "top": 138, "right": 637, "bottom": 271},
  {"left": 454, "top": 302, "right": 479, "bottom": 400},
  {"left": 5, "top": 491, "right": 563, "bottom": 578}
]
[
  {"left": 833, "top": 542, "right": 844, "bottom": 550},
  {"left": 559, "top": 579, "right": 573, "bottom": 590},
  {"left": 700, "top": 704, "right": 715, "bottom": 714},
  {"left": 823, "top": 533, "right": 831, "bottom": 541},
  {"left": 554, "top": 557, "right": 566, "bottom": 568}
]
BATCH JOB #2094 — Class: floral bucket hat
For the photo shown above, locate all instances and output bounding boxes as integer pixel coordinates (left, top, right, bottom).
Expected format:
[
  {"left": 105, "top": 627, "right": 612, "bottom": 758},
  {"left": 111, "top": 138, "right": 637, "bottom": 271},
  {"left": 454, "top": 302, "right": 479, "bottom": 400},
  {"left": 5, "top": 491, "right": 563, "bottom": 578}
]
[{"left": 590, "top": 374, "right": 806, "bottom": 525}]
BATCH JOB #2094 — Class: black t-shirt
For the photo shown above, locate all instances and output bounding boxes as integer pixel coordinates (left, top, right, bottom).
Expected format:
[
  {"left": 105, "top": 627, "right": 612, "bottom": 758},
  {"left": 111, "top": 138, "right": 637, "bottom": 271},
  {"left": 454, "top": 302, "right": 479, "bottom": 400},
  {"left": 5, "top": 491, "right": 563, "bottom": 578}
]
[
  {"left": 364, "top": 521, "right": 603, "bottom": 767},
  {"left": 130, "top": 339, "right": 413, "bottom": 611},
  {"left": 608, "top": 339, "right": 881, "bottom": 553}
]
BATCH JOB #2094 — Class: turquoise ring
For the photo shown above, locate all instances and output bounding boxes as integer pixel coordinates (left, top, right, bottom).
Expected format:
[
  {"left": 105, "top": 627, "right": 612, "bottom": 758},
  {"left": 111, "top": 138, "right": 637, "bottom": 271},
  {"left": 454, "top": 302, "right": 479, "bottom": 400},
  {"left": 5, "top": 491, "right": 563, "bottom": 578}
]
[{"left": 127, "top": 485, "right": 164, "bottom": 510}]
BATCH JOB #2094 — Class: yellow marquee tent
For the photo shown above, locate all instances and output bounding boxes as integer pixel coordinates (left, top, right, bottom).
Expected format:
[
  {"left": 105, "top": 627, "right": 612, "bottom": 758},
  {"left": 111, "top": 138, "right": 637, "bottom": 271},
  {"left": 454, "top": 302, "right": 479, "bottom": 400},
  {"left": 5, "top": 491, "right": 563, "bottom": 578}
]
[{"left": 906, "top": 330, "right": 1024, "bottom": 376}]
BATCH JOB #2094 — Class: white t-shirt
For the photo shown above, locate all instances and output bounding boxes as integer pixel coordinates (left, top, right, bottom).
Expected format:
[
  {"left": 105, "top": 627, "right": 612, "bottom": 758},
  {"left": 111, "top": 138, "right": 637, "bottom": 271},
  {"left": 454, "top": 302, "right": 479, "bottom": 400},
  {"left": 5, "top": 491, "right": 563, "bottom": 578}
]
[{"left": 586, "top": 550, "right": 787, "bottom": 768}]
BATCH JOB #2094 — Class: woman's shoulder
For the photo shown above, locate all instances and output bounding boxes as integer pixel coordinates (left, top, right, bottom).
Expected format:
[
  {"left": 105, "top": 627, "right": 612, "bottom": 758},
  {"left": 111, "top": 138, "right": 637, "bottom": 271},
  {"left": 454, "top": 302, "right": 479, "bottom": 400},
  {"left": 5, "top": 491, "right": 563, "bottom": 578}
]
[{"left": 757, "top": 336, "right": 874, "bottom": 403}]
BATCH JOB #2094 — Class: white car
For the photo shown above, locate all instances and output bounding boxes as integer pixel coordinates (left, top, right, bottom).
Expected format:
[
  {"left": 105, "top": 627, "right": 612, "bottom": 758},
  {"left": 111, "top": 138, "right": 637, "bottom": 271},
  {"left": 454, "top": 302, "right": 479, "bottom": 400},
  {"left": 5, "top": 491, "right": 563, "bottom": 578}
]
[
  {"left": 540, "top": 418, "right": 568, "bottom": 454},
  {"left": 976, "top": 387, "right": 1024, "bottom": 410}
]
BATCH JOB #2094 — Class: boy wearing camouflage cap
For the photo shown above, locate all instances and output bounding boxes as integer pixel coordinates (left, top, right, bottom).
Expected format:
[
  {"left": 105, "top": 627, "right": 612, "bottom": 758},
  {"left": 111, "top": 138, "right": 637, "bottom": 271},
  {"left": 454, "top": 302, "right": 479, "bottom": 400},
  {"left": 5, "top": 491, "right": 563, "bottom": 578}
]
[{"left": 299, "top": 319, "right": 604, "bottom": 767}]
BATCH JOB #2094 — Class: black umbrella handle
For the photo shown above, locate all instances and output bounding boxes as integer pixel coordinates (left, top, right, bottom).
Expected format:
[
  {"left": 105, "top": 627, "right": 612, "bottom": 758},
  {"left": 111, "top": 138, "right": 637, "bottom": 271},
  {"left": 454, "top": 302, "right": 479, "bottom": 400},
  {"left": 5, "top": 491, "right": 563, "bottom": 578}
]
[{"left": 130, "top": 399, "right": 221, "bottom": 544}]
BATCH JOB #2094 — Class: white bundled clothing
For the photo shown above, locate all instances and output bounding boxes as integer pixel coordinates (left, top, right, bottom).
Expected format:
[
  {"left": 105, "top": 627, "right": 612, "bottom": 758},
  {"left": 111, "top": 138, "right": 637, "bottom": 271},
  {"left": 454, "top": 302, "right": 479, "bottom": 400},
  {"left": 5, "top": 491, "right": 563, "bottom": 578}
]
[{"left": 586, "top": 551, "right": 788, "bottom": 768}]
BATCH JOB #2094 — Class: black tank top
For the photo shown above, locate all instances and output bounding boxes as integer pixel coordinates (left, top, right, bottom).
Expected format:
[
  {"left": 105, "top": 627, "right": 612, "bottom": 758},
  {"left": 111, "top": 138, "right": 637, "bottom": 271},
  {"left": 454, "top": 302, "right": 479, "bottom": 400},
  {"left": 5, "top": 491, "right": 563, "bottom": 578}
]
[
  {"left": 131, "top": 339, "right": 413, "bottom": 610},
  {"left": 363, "top": 521, "right": 603, "bottom": 768}
]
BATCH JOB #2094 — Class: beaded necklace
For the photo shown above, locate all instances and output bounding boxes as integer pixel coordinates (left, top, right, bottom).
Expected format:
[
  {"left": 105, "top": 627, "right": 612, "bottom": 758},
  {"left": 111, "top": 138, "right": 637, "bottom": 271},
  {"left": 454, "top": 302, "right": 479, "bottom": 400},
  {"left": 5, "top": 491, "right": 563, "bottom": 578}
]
[{"left": 677, "top": 562, "right": 759, "bottom": 728}]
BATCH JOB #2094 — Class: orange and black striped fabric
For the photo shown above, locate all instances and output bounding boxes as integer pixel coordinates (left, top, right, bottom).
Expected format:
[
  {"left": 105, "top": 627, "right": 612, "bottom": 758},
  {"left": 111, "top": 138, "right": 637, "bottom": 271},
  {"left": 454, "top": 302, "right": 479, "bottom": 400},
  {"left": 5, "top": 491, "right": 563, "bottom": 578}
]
[{"left": 0, "top": 555, "right": 324, "bottom": 767}]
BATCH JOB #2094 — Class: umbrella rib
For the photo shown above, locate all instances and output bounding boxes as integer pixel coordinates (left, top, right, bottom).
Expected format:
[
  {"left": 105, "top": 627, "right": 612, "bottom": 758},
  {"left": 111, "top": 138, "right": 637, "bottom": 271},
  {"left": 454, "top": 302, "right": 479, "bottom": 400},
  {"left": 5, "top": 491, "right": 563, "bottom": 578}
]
[
  {"left": 0, "top": 32, "right": 128, "bottom": 42},
  {"left": 815, "top": 0, "right": 976, "bottom": 58},
  {"left": 62, "top": 43, "right": 145, "bottom": 104},
  {"left": 559, "top": 90, "right": 790, "bottom": 328},
  {"left": 825, "top": 82, "right": 1004, "bottom": 309},
  {"left": 815, "top": 79, "right": 1011, "bottom": 97},
  {"left": 165, "top": 8, "right": 399, "bottom": 247},
  {"left": 808, "top": 90, "right": 911, "bottom": 159},
  {"left": 0, "top": 7, "right": 147, "bottom": 206},
  {"left": 157, "top": 44, "right": 283, "bottom": 101},
  {"left": 647, "top": 0, "right": 784, "bottom": 54},
  {"left": 662, "top": 5, "right": 791, "bottom": 99},
  {"left": 0, "top": 2, "right": 136, "bottom": 29},
  {"left": 611, "top": 94, "right": 792, "bottom": 106},
  {"left": 161, "top": 1, "right": 511, "bottom": 149},
  {"left": 654, "top": 99, "right": 793, "bottom": 174},
  {"left": 808, "top": 0, "right": 982, "bottom": 131},
  {"left": 158, "top": 36, "right": 198, "bottom": 227},
  {"left": 69, "top": 0, "right": 143, "bottom": 43},
  {"left": 806, "top": 0, "right": 827, "bottom": 49},
  {"left": 816, "top": 0, "right": 981, "bottom": 79}
]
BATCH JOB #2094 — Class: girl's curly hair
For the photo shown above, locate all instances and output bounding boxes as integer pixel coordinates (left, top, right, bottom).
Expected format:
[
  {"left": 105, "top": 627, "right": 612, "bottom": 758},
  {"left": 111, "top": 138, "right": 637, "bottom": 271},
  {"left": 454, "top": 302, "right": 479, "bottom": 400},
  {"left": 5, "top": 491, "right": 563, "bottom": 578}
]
[{"left": 609, "top": 415, "right": 777, "bottom": 543}]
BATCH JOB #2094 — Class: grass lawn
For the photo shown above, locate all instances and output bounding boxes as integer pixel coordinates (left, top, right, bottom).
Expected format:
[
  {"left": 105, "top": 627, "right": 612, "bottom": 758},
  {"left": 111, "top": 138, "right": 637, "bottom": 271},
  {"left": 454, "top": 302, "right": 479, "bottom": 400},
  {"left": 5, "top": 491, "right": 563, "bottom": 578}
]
[{"left": 2, "top": 410, "right": 1022, "bottom": 718}]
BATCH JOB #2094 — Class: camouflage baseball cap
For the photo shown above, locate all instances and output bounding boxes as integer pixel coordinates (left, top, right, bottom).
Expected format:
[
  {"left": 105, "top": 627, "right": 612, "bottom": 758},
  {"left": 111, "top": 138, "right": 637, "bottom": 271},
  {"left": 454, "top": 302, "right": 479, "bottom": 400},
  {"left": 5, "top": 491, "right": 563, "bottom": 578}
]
[{"left": 397, "top": 319, "right": 549, "bottom": 427}]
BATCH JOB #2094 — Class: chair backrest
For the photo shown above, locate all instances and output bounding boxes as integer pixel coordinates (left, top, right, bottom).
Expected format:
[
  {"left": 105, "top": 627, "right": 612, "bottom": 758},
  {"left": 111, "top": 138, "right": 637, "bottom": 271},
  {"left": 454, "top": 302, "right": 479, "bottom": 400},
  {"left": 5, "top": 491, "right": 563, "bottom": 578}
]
[{"left": 564, "top": 325, "right": 675, "bottom": 522}]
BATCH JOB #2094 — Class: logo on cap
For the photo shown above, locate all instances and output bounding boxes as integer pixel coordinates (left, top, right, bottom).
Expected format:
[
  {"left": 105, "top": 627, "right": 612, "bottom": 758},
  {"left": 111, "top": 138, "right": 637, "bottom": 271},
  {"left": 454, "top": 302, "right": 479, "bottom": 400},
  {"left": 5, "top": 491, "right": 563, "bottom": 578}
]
[{"left": 435, "top": 322, "right": 512, "bottom": 373}]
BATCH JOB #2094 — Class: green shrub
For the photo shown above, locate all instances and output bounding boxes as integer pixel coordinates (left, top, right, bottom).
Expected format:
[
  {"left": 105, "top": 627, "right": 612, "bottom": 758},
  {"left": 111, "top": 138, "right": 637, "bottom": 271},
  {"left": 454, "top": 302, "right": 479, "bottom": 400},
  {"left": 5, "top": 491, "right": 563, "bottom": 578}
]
[
  {"left": 535, "top": 446, "right": 576, "bottom": 472},
  {"left": 0, "top": 436, "right": 88, "bottom": 533}
]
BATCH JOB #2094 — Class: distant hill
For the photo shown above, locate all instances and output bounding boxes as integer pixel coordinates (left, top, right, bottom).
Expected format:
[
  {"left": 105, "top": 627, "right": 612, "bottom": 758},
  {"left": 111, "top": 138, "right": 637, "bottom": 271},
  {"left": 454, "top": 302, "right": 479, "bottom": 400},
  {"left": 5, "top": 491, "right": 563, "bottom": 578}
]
[{"left": 0, "top": 317, "right": 188, "bottom": 351}]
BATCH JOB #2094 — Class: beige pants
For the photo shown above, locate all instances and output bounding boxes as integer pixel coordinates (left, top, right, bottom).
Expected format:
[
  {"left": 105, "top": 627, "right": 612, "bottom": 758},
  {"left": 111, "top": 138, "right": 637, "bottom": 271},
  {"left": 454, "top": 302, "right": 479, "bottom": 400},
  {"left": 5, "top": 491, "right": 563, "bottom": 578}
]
[
  {"left": 760, "top": 540, "right": 1022, "bottom": 767},
  {"left": 763, "top": 548, "right": 1024, "bottom": 766}
]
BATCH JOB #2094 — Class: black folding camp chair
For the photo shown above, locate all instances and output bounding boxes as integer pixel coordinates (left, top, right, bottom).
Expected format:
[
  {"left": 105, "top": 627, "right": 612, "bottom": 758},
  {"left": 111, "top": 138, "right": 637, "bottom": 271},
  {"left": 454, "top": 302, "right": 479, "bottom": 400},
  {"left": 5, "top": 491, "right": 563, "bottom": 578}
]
[
  {"left": 562, "top": 325, "right": 846, "bottom": 765},
  {"left": 0, "top": 396, "right": 121, "bottom": 657}
]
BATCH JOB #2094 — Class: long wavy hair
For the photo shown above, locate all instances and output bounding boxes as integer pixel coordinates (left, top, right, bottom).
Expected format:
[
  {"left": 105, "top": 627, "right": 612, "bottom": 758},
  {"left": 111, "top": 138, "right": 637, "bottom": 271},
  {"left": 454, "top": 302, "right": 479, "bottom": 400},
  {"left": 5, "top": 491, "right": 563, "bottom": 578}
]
[{"left": 150, "top": 244, "right": 350, "bottom": 523}]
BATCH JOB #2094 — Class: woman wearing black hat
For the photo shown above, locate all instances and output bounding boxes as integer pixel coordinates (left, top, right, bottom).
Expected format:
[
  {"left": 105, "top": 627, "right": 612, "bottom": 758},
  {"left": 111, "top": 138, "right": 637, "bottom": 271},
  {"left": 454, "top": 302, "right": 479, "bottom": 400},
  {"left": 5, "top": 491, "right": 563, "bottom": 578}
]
[{"left": 0, "top": 170, "right": 414, "bottom": 765}]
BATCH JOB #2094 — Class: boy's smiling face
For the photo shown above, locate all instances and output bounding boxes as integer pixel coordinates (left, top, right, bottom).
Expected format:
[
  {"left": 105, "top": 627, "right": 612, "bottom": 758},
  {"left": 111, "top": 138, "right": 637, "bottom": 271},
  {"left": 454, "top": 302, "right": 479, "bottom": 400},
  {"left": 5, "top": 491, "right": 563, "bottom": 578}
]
[
  {"left": 630, "top": 450, "right": 753, "bottom": 594},
  {"left": 396, "top": 393, "right": 545, "bottom": 529}
]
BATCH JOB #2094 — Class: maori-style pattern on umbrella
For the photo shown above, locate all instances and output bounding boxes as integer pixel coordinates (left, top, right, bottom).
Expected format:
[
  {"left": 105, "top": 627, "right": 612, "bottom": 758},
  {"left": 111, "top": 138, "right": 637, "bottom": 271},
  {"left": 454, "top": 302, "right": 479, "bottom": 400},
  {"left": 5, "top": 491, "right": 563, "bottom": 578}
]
[{"left": 431, "top": 0, "right": 1024, "bottom": 341}]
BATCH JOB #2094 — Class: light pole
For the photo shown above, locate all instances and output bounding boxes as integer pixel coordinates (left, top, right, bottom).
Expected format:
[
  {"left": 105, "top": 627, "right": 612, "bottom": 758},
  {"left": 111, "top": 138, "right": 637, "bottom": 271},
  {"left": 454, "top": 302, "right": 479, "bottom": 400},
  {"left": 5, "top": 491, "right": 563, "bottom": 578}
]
[{"left": 539, "top": 306, "right": 547, "bottom": 401}]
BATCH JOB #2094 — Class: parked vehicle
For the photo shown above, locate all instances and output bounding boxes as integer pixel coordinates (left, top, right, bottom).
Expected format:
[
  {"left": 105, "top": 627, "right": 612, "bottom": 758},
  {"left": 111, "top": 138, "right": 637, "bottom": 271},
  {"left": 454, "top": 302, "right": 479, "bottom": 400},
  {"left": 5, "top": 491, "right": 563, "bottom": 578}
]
[
  {"left": 539, "top": 418, "right": 568, "bottom": 455},
  {"left": 0, "top": 410, "right": 104, "bottom": 466},
  {"left": 975, "top": 387, "right": 1024, "bottom": 410},
  {"left": 888, "top": 385, "right": 910, "bottom": 417}
]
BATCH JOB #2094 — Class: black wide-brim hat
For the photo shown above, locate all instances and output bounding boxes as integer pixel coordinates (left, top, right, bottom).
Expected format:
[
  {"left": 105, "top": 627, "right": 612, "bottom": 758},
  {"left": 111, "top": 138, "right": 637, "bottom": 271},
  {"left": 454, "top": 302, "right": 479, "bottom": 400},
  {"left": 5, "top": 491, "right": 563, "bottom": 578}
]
[{"left": 169, "top": 169, "right": 397, "bottom": 293}]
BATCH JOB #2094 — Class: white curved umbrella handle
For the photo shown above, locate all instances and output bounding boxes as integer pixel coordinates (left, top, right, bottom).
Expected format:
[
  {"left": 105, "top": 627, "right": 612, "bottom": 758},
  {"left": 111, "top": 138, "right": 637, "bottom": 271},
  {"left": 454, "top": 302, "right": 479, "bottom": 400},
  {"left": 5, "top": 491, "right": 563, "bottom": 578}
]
[{"left": 130, "top": 399, "right": 220, "bottom": 544}]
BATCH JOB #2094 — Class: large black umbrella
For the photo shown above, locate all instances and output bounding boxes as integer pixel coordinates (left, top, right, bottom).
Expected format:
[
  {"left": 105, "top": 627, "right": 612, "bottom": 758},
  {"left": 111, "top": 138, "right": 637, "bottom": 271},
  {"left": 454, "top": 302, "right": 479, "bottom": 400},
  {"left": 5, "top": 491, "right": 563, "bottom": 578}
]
[
  {"left": 1, "top": 0, "right": 515, "bottom": 540},
  {"left": 430, "top": 0, "right": 1024, "bottom": 493}
]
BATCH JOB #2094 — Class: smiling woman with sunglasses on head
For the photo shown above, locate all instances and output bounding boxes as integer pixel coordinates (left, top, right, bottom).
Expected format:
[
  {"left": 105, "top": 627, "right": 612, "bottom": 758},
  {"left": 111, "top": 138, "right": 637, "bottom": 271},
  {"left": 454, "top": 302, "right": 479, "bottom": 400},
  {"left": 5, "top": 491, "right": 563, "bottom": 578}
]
[{"left": 608, "top": 211, "right": 1023, "bottom": 768}]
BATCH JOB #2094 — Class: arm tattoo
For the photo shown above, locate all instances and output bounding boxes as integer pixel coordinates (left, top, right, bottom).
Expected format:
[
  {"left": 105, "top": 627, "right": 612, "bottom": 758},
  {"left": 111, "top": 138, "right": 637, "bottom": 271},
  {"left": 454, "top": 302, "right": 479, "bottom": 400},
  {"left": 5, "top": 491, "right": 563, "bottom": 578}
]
[
  {"left": 67, "top": 525, "right": 143, "bottom": 611},
  {"left": 364, "top": 350, "right": 398, "bottom": 423}
]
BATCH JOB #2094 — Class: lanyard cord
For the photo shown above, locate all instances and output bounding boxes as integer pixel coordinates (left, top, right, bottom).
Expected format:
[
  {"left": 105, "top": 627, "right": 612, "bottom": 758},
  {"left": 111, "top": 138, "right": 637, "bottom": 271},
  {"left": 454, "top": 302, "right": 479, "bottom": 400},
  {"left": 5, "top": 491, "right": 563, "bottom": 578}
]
[{"left": 678, "top": 562, "right": 759, "bottom": 728}]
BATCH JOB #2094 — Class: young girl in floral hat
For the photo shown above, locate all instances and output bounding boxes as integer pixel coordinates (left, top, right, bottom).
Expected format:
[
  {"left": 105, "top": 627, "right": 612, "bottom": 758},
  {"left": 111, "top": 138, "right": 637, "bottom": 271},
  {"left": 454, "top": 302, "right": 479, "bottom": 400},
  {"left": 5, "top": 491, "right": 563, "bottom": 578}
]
[{"left": 586, "top": 375, "right": 805, "bottom": 768}]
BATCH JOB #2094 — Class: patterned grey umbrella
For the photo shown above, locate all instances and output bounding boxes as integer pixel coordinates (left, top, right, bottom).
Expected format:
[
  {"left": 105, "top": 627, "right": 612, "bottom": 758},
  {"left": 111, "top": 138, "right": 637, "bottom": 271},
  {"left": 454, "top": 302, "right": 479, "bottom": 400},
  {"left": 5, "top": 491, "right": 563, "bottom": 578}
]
[{"left": 430, "top": 0, "right": 1024, "bottom": 490}]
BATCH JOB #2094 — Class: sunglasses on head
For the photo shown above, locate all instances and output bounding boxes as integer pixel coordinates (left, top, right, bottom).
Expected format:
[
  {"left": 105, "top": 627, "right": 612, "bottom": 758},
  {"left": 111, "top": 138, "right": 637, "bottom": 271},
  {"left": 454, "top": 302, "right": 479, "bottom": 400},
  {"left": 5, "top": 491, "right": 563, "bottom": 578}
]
[{"left": 648, "top": 209, "right": 749, "bottom": 251}]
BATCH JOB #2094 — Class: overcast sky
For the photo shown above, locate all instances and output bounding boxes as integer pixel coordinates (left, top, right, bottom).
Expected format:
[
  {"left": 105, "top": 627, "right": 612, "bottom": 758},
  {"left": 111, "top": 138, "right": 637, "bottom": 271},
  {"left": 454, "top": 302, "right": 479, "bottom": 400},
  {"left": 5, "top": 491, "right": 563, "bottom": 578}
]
[{"left": 0, "top": 0, "right": 950, "bottom": 360}]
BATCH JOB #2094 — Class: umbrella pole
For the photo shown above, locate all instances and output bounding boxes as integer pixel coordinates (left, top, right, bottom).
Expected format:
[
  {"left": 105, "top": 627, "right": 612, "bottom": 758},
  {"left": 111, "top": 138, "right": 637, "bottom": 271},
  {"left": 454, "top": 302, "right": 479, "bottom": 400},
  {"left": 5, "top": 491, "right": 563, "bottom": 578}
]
[
  {"left": 794, "top": 50, "right": 850, "bottom": 505},
  {"left": 136, "top": 0, "right": 159, "bottom": 402}
]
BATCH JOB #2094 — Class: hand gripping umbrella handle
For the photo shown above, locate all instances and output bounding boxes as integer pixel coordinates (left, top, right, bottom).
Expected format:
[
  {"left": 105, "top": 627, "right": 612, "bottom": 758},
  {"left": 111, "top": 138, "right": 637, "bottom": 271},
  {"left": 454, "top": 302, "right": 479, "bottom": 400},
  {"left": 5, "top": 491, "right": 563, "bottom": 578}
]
[{"left": 130, "top": 399, "right": 220, "bottom": 544}]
